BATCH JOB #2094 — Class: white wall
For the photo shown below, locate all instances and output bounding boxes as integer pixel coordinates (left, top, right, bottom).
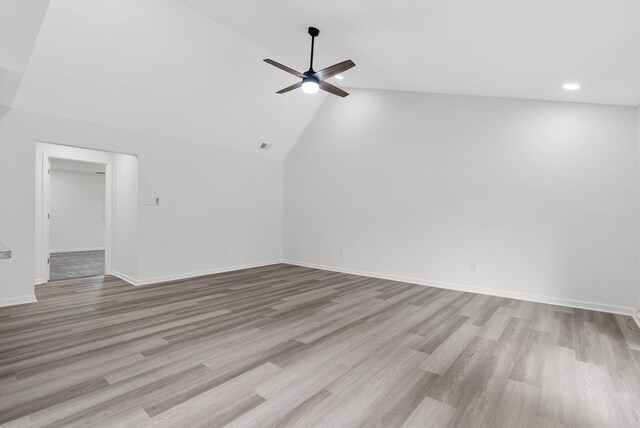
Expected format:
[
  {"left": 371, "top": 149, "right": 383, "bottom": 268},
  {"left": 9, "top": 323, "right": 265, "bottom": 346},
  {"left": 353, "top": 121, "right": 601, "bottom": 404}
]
[
  {"left": 50, "top": 169, "right": 105, "bottom": 252},
  {"left": 0, "top": 106, "right": 282, "bottom": 305},
  {"left": 113, "top": 153, "right": 139, "bottom": 281},
  {"left": 285, "top": 89, "right": 639, "bottom": 314},
  {"left": 637, "top": 106, "right": 640, "bottom": 316}
]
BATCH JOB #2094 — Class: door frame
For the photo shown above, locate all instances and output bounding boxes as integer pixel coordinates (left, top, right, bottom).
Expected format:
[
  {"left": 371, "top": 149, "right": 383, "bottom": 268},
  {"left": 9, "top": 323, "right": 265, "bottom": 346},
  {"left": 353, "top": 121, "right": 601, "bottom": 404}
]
[{"left": 40, "top": 152, "right": 113, "bottom": 282}]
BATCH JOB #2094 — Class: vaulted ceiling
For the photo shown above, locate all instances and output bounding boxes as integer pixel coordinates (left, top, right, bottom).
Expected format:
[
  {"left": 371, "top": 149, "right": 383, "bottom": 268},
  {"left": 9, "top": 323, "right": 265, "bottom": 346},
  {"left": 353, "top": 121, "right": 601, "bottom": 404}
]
[
  {"left": 6, "top": 0, "right": 326, "bottom": 160},
  {"left": 2, "top": 0, "right": 640, "bottom": 160},
  {"left": 185, "top": 0, "right": 640, "bottom": 107}
]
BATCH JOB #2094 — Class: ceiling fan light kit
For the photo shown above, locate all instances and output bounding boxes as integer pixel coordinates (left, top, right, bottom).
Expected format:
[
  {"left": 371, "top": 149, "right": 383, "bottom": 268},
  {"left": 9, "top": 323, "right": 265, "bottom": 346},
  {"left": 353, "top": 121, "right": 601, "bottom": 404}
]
[
  {"left": 264, "top": 27, "right": 355, "bottom": 97},
  {"left": 302, "top": 78, "right": 320, "bottom": 94}
]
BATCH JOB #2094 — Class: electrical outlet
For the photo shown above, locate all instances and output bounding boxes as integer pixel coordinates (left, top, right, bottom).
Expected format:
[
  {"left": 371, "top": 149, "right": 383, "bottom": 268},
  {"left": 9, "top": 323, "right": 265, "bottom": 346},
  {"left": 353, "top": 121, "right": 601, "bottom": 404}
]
[{"left": 470, "top": 262, "right": 476, "bottom": 273}]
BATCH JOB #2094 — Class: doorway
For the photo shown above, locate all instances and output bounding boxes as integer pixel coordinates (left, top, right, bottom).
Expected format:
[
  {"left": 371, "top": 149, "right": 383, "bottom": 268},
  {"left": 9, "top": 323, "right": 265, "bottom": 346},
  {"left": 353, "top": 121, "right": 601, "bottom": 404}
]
[
  {"left": 34, "top": 142, "right": 138, "bottom": 285},
  {"left": 48, "top": 159, "right": 107, "bottom": 280},
  {"left": 36, "top": 142, "right": 139, "bottom": 286}
]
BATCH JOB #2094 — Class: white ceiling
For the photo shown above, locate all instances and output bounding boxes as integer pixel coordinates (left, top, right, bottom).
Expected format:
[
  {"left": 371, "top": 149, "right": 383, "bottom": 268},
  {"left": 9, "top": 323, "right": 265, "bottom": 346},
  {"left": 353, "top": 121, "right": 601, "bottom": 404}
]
[
  {"left": 183, "top": 0, "right": 640, "bottom": 106},
  {"left": 0, "top": 0, "right": 49, "bottom": 107},
  {"left": 2, "top": 0, "right": 639, "bottom": 161},
  {"left": 9, "top": 0, "right": 325, "bottom": 160}
]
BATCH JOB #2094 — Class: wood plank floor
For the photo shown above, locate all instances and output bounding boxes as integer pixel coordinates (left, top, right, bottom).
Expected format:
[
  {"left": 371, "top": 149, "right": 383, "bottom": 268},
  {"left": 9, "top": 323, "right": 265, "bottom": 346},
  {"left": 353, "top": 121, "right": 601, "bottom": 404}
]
[
  {"left": 1, "top": 264, "right": 639, "bottom": 427},
  {"left": 49, "top": 250, "right": 105, "bottom": 281}
]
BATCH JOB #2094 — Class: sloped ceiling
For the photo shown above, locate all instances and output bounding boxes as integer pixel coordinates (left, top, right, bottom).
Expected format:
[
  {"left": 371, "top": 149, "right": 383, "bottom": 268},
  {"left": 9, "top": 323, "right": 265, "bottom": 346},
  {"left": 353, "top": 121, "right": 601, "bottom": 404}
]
[
  {"left": 183, "top": 0, "right": 640, "bottom": 107},
  {"left": 3, "top": 0, "right": 640, "bottom": 161},
  {"left": 8, "top": 0, "right": 326, "bottom": 160},
  {"left": 0, "top": 0, "right": 50, "bottom": 107}
]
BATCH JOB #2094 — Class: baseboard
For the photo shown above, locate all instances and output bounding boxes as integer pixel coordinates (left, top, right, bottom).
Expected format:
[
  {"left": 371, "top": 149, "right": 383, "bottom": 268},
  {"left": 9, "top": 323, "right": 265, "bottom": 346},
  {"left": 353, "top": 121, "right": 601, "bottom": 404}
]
[
  {"left": 284, "top": 260, "right": 637, "bottom": 316},
  {"left": 112, "top": 260, "right": 283, "bottom": 286},
  {"left": 111, "top": 271, "right": 139, "bottom": 285},
  {"left": 34, "top": 278, "right": 45, "bottom": 285},
  {"left": 50, "top": 247, "right": 105, "bottom": 254},
  {"left": 634, "top": 311, "right": 640, "bottom": 328},
  {"left": 0, "top": 294, "right": 37, "bottom": 308}
]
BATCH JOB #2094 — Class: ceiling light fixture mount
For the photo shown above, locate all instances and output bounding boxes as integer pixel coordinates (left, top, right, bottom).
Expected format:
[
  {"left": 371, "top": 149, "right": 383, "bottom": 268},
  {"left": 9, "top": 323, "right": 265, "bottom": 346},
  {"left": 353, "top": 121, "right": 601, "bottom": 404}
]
[
  {"left": 563, "top": 83, "right": 581, "bottom": 90},
  {"left": 263, "top": 27, "right": 355, "bottom": 97}
]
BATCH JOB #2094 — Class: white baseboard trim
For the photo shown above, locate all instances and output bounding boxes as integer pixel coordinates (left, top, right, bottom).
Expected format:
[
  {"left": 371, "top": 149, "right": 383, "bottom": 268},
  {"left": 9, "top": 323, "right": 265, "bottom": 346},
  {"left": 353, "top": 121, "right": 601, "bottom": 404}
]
[
  {"left": 111, "top": 271, "right": 139, "bottom": 285},
  {"left": 50, "top": 247, "right": 105, "bottom": 254},
  {"left": 633, "top": 311, "right": 640, "bottom": 328},
  {"left": 112, "top": 260, "right": 283, "bottom": 286},
  {"left": 284, "top": 260, "right": 637, "bottom": 316},
  {"left": 34, "top": 278, "right": 45, "bottom": 285},
  {"left": 0, "top": 294, "right": 38, "bottom": 308}
]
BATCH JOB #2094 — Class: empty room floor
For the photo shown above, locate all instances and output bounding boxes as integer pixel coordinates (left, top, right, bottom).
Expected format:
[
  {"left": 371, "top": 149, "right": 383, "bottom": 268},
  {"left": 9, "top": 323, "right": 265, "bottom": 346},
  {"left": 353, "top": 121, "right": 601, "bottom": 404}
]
[
  {"left": 0, "top": 264, "right": 639, "bottom": 427},
  {"left": 49, "top": 250, "right": 105, "bottom": 281}
]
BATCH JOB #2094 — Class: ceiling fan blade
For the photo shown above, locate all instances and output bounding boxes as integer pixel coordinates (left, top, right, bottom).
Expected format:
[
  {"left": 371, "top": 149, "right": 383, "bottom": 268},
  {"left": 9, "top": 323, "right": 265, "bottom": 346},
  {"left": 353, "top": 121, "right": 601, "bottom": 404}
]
[
  {"left": 276, "top": 82, "right": 303, "bottom": 94},
  {"left": 313, "top": 59, "right": 355, "bottom": 81},
  {"left": 264, "top": 59, "right": 304, "bottom": 78},
  {"left": 319, "top": 81, "right": 349, "bottom": 97}
]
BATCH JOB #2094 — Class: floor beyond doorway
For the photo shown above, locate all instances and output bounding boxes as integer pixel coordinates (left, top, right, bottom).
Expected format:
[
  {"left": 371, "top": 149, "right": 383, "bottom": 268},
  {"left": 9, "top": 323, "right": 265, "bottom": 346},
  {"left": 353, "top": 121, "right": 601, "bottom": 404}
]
[{"left": 49, "top": 250, "right": 105, "bottom": 280}]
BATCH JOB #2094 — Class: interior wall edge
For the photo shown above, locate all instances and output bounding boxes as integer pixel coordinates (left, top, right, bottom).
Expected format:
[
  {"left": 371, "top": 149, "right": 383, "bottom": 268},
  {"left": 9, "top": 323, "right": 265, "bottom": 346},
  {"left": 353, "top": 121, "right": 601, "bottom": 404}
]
[
  {"left": 0, "top": 294, "right": 38, "bottom": 308},
  {"left": 284, "top": 259, "right": 637, "bottom": 317},
  {"left": 637, "top": 105, "right": 640, "bottom": 316}
]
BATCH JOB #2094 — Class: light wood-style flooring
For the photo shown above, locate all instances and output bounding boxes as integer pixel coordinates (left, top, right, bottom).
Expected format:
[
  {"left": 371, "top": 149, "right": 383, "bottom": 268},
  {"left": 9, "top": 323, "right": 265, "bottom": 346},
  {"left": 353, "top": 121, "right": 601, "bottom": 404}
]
[{"left": 1, "top": 264, "right": 639, "bottom": 427}]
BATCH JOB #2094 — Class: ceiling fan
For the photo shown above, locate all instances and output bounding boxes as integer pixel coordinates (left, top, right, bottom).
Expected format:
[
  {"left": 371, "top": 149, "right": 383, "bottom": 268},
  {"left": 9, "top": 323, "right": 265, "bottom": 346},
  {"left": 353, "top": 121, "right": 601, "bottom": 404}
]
[{"left": 264, "top": 27, "right": 355, "bottom": 97}]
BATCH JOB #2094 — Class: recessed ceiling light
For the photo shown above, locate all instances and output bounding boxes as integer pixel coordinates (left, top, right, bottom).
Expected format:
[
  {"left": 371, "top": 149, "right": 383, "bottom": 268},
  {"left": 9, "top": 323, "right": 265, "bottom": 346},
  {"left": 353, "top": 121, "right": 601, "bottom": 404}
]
[
  {"left": 335, "top": 74, "right": 344, "bottom": 80},
  {"left": 563, "top": 83, "right": 580, "bottom": 90}
]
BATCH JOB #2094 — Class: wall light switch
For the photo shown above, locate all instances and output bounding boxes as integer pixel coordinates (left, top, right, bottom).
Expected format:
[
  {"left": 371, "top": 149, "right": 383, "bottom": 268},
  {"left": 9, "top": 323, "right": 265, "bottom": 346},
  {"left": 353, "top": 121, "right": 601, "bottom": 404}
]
[{"left": 146, "top": 197, "right": 159, "bottom": 206}]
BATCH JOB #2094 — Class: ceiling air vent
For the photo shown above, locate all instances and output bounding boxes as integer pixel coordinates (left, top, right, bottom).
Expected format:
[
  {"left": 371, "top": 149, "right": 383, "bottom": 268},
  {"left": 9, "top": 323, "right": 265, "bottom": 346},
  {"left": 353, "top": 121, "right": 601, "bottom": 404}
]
[{"left": 259, "top": 143, "right": 272, "bottom": 150}]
